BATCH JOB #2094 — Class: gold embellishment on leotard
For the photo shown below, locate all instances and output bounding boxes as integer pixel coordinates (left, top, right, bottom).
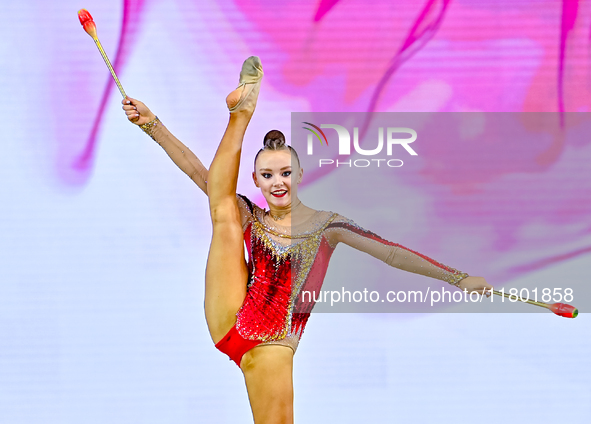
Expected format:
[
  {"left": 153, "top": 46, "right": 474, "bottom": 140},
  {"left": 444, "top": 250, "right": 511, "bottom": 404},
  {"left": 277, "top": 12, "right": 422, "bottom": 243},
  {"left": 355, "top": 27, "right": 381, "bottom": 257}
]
[
  {"left": 448, "top": 271, "right": 469, "bottom": 287},
  {"left": 240, "top": 213, "right": 338, "bottom": 343},
  {"left": 254, "top": 212, "right": 338, "bottom": 239},
  {"left": 251, "top": 212, "right": 337, "bottom": 290},
  {"left": 139, "top": 116, "right": 161, "bottom": 140}
]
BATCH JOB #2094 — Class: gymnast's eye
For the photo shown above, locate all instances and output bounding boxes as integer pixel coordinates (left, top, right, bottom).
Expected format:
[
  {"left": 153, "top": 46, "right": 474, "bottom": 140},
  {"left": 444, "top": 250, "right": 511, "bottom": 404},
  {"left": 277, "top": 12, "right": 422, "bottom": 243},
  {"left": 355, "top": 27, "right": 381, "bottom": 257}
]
[
  {"left": 262, "top": 173, "right": 272, "bottom": 179},
  {"left": 282, "top": 171, "right": 291, "bottom": 177}
]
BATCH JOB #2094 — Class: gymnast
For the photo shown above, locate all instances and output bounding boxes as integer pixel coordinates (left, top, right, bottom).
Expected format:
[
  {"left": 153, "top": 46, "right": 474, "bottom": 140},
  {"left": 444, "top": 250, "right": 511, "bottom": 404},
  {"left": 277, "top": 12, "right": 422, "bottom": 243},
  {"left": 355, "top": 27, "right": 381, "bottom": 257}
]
[{"left": 122, "top": 56, "right": 493, "bottom": 424}]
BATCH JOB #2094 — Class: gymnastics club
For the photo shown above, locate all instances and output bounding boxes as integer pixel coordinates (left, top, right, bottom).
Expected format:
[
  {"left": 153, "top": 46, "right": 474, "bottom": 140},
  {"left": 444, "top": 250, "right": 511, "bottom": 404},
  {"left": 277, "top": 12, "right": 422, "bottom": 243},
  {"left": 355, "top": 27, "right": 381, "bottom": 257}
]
[
  {"left": 78, "top": 9, "right": 127, "bottom": 98},
  {"left": 492, "top": 290, "right": 578, "bottom": 318}
]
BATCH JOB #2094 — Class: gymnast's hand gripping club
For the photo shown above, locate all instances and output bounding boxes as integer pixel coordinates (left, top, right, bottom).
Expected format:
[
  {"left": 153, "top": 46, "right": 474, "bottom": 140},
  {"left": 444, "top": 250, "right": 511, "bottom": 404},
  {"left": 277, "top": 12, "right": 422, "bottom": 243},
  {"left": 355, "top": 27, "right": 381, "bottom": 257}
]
[{"left": 78, "top": 9, "right": 127, "bottom": 98}]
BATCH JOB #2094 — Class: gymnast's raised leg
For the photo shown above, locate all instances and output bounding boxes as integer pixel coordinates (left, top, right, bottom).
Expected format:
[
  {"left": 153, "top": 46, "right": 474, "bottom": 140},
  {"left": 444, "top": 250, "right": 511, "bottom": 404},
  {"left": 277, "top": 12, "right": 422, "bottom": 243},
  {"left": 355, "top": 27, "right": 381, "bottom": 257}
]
[
  {"left": 203, "top": 93, "right": 254, "bottom": 344},
  {"left": 203, "top": 56, "right": 293, "bottom": 423}
]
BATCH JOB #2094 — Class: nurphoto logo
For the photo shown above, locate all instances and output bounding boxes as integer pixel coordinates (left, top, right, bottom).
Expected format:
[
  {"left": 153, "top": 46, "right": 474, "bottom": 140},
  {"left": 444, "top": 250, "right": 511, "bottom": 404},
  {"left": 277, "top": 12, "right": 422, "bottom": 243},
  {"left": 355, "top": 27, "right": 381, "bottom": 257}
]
[{"left": 302, "top": 122, "right": 418, "bottom": 168}]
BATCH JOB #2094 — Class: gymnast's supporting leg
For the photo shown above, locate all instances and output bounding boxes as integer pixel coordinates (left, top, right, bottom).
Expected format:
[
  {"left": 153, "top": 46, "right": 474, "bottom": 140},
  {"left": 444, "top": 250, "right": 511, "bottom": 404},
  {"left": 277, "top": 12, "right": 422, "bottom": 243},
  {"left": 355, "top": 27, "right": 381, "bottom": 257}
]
[{"left": 241, "top": 345, "right": 295, "bottom": 424}]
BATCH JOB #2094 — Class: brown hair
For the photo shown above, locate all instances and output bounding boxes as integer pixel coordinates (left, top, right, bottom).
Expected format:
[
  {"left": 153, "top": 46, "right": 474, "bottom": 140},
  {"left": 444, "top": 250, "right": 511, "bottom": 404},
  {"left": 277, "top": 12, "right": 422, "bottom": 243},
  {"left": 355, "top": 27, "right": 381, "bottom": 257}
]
[{"left": 253, "top": 130, "right": 301, "bottom": 169}]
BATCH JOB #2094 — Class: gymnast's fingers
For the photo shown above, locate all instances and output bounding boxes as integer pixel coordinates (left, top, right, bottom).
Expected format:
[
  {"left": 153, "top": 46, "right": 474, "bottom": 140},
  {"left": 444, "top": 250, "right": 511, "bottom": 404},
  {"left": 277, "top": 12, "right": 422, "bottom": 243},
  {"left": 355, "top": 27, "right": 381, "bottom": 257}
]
[
  {"left": 125, "top": 109, "right": 139, "bottom": 121},
  {"left": 475, "top": 284, "right": 493, "bottom": 296},
  {"left": 121, "top": 96, "right": 154, "bottom": 126},
  {"left": 122, "top": 104, "right": 137, "bottom": 112},
  {"left": 122, "top": 96, "right": 139, "bottom": 105}
]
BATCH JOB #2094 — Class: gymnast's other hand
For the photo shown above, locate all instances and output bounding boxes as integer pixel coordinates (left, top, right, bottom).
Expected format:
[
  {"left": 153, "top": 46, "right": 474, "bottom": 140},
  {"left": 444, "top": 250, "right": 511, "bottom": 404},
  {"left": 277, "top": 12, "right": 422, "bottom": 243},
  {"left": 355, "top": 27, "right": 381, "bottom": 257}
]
[
  {"left": 457, "top": 276, "right": 493, "bottom": 297},
  {"left": 121, "top": 96, "right": 156, "bottom": 126}
]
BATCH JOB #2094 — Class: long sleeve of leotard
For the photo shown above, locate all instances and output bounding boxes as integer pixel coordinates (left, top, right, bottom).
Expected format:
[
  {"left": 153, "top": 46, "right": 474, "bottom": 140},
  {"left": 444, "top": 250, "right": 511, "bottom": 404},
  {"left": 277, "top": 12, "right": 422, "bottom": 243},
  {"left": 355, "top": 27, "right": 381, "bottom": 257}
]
[
  {"left": 142, "top": 120, "right": 257, "bottom": 228},
  {"left": 326, "top": 215, "right": 468, "bottom": 285},
  {"left": 142, "top": 118, "right": 209, "bottom": 193}
]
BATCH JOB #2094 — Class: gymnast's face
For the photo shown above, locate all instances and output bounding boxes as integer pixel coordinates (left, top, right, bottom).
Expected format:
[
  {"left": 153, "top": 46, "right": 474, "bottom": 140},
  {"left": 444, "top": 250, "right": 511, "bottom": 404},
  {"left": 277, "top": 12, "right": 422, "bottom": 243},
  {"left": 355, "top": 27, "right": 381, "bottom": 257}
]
[{"left": 253, "top": 149, "right": 303, "bottom": 209}]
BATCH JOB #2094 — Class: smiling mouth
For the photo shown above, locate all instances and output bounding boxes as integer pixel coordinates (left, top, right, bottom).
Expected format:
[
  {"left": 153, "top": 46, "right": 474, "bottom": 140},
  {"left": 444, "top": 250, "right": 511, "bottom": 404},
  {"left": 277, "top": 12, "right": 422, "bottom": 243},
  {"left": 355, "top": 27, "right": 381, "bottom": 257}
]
[{"left": 271, "top": 190, "right": 287, "bottom": 197}]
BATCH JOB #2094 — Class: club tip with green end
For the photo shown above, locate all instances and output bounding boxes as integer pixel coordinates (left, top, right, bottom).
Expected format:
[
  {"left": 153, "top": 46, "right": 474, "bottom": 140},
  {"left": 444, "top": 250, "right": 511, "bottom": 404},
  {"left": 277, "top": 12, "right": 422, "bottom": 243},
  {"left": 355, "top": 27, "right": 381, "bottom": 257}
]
[{"left": 549, "top": 303, "right": 578, "bottom": 318}]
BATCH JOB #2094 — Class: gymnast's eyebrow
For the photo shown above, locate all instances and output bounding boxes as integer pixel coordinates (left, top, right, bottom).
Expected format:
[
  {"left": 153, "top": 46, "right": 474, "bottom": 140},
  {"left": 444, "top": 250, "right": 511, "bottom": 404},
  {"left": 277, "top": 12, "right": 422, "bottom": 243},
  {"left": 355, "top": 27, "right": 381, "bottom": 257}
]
[{"left": 259, "top": 166, "right": 292, "bottom": 171}]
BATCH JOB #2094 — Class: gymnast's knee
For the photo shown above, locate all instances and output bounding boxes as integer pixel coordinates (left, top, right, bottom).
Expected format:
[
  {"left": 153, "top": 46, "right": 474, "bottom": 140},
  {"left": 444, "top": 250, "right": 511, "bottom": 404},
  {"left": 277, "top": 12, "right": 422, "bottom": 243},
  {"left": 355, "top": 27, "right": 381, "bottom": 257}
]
[{"left": 209, "top": 198, "right": 240, "bottom": 224}]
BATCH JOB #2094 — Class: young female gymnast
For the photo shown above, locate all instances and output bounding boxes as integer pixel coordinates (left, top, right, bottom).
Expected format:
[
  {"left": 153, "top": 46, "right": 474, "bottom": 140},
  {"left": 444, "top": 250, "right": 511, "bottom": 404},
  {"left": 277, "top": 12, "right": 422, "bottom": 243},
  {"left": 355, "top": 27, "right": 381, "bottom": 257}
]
[{"left": 121, "top": 56, "right": 493, "bottom": 424}]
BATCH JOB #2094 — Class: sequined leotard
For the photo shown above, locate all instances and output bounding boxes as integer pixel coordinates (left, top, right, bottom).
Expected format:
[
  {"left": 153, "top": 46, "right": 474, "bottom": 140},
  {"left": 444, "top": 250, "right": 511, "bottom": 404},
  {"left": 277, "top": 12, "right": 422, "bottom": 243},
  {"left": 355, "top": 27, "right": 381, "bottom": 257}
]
[
  {"left": 139, "top": 119, "right": 468, "bottom": 366},
  {"left": 232, "top": 194, "right": 468, "bottom": 357}
]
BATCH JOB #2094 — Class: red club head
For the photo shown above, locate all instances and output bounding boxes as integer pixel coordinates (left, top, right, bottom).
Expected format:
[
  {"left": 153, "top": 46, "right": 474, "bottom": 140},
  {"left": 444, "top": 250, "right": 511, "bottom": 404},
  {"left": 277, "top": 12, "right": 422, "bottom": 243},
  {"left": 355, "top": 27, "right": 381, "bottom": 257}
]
[
  {"left": 78, "top": 9, "right": 97, "bottom": 38},
  {"left": 549, "top": 303, "right": 578, "bottom": 318}
]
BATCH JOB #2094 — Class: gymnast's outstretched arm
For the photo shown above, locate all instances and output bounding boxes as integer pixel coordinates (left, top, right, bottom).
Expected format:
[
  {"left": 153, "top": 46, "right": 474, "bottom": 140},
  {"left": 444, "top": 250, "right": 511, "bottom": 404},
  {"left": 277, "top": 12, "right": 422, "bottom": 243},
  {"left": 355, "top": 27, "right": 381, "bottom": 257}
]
[
  {"left": 122, "top": 97, "right": 209, "bottom": 194},
  {"left": 325, "top": 215, "right": 493, "bottom": 294}
]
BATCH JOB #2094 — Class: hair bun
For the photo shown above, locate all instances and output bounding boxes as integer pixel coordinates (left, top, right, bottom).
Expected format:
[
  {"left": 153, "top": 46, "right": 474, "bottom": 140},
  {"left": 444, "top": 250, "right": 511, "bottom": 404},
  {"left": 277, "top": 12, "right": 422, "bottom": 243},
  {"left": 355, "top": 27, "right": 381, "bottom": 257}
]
[
  {"left": 263, "top": 129, "right": 286, "bottom": 149},
  {"left": 254, "top": 129, "right": 301, "bottom": 168}
]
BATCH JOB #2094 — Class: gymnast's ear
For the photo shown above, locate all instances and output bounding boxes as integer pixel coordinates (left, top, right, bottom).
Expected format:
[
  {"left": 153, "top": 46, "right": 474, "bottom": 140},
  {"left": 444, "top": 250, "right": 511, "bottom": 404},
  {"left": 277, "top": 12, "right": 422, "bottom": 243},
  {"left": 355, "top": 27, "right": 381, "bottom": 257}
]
[{"left": 252, "top": 171, "right": 260, "bottom": 188}]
